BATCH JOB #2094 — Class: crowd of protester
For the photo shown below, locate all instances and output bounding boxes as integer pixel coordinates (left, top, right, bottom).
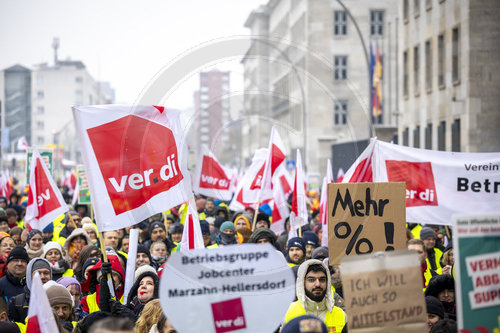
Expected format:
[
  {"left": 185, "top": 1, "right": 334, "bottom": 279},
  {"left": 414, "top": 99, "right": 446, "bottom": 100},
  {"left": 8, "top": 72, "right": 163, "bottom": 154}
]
[{"left": 0, "top": 182, "right": 458, "bottom": 333}]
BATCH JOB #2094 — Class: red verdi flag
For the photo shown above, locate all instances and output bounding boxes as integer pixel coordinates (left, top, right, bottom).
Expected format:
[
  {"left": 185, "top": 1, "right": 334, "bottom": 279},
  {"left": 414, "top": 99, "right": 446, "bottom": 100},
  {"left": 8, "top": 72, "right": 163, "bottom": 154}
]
[
  {"left": 180, "top": 203, "right": 205, "bottom": 251},
  {"left": 26, "top": 272, "right": 59, "bottom": 333},
  {"left": 193, "top": 146, "right": 233, "bottom": 201},
  {"left": 25, "top": 148, "right": 68, "bottom": 231},
  {"left": 73, "top": 105, "right": 189, "bottom": 231}
]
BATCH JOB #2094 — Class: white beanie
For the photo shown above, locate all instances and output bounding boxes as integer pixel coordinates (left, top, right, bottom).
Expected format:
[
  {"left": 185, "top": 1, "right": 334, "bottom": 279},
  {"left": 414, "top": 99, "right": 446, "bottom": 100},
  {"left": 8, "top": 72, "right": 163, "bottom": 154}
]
[
  {"left": 134, "top": 264, "right": 157, "bottom": 282},
  {"left": 43, "top": 241, "right": 63, "bottom": 259}
]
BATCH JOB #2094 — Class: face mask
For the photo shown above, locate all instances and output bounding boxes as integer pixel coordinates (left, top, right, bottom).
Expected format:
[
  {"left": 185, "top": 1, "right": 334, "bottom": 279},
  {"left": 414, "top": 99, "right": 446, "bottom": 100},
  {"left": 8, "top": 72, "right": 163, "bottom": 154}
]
[{"left": 220, "top": 233, "right": 236, "bottom": 245}]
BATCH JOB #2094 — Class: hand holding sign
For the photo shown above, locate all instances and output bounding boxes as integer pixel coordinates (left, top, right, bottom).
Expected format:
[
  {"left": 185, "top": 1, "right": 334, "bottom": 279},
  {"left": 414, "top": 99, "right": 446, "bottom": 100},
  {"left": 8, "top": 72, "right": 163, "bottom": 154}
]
[{"left": 328, "top": 182, "right": 406, "bottom": 264}]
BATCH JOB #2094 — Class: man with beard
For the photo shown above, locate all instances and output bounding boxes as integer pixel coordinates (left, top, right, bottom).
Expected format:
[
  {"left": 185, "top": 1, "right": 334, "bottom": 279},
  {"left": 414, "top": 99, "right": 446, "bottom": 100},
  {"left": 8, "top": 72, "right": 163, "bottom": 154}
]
[
  {"left": 286, "top": 237, "right": 306, "bottom": 267},
  {"left": 284, "top": 259, "right": 347, "bottom": 332}
]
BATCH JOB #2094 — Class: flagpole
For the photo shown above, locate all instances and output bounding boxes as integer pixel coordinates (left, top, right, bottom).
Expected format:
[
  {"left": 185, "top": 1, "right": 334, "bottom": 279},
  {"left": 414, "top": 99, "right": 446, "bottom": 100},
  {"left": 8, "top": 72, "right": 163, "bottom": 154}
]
[{"left": 251, "top": 198, "right": 260, "bottom": 231}]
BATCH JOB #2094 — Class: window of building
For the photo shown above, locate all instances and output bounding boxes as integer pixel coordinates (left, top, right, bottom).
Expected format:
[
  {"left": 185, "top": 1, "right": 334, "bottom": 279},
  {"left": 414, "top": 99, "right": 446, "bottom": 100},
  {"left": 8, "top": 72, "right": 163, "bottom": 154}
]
[
  {"left": 75, "top": 76, "right": 83, "bottom": 83},
  {"left": 414, "top": 0, "right": 420, "bottom": 16},
  {"left": 403, "top": 50, "right": 409, "bottom": 96},
  {"left": 370, "top": 10, "right": 384, "bottom": 36},
  {"left": 37, "top": 136, "right": 44, "bottom": 145},
  {"left": 451, "top": 118, "right": 461, "bottom": 152},
  {"left": 37, "top": 106, "right": 44, "bottom": 114},
  {"left": 413, "top": 125, "right": 420, "bottom": 148},
  {"left": 452, "top": 26, "right": 460, "bottom": 83},
  {"left": 438, "top": 34, "right": 445, "bottom": 87},
  {"left": 334, "top": 56, "right": 348, "bottom": 80},
  {"left": 403, "top": 0, "right": 409, "bottom": 22},
  {"left": 36, "top": 121, "right": 44, "bottom": 130},
  {"left": 334, "top": 11, "right": 347, "bottom": 35},
  {"left": 37, "top": 91, "right": 44, "bottom": 99},
  {"left": 425, "top": 123, "right": 432, "bottom": 149},
  {"left": 402, "top": 128, "right": 409, "bottom": 146},
  {"left": 425, "top": 40, "right": 432, "bottom": 91},
  {"left": 36, "top": 75, "right": 43, "bottom": 84},
  {"left": 438, "top": 121, "right": 446, "bottom": 151},
  {"left": 334, "top": 100, "right": 348, "bottom": 125},
  {"left": 413, "top": 45, "right": 420, "bottom": 94}
]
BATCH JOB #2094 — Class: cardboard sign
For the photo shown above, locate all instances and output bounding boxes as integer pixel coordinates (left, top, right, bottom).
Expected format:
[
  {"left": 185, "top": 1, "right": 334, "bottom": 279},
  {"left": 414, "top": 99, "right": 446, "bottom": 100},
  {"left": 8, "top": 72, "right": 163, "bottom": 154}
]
[
  {"left": 341, "top": 250, "right": 427, "bottom": 332},
  {"left": 328, "top": 182, "right": 406, "bottom": 264},
  {"left": 77, "top": 165, "right": 91, "bottom": 205},
  {"left": 453, "top": 213, "right": 500, "bottom": 331},
  {"left": 159, "top": 244, "right": 295, "bottom": 333},
  {"left": 26, "top": 148, "right": 53, "bottom": 183}
]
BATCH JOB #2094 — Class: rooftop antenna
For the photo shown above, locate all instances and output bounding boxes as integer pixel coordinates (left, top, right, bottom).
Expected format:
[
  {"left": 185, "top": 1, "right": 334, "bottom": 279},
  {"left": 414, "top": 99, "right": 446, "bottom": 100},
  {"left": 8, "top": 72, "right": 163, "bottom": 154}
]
[{"left": 52, "top": 37, "right": 60, "bottom": 66}]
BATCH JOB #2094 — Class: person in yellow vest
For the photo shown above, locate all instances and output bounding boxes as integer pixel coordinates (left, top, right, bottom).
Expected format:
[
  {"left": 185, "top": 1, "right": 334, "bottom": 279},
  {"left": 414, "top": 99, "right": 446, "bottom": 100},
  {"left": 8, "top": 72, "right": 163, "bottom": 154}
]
[
  {"left": 46, "top": 283, "right": 77, "bottom": 331},
  {"left": 284, "top": 259, "right": 347, "bottom": 332},
  {"left": 407, "top": 238, "right": 438, "bottom": 291},
  {"left": 420, "top": 227, "right": 443, "bottom": 274},
  {"left": 286, "top": 237, "right": 306, "bottom": 267}
]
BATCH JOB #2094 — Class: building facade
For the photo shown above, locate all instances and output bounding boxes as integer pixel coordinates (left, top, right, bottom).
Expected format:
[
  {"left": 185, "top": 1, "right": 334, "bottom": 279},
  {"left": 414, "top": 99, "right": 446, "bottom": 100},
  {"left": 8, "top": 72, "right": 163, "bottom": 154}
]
[
  {"left": 242, "top": 0, "right": 399, "bottom": 175},
  {"left": 192, "top": 70, "right": 232, "bottom": 164},
  {"left": 399, "top": 0, "right": 500, "bottom": 152}
]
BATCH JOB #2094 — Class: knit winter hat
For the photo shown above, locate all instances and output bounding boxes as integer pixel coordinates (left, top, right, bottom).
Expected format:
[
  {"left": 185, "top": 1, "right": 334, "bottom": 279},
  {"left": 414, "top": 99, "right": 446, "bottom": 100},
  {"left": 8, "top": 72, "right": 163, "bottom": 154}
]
[
  {"left": 46, "top": 284, "right": 73, "bottom": 307},
  {"left": 57, "top": 276, "right": 82, "bottom": 293},
  {"left": 82, "top": 257, "right": 99, "bottom": 275},
  {"left": 199, "top": 220, "right": 210, "bottom": 235},
  {"left": 312, "top": 247, "right": 329, "bottom": 260},
  {"left": 42, "top": 223, "right": 54, "bottom": 233},
  {"left": 420, "top": 227, "right": 436, "bottom": 240},
  {"left": 134, "top": 264, "right": 157, "bottom": 282},
  {"left": 7, "top": 245, "right": 29, "bottom": 265},
  {"left": 27, "top": 229, "right": 42, "bottom": 244},
  {"left": 149, "top": 221, "right": 166, "bottom": 238},
  {"left": 282, "top": 315, "right": 327, "bottom": 333},
  {"left": 425, "top": 296, "right": 444, "bottom": 319},
  {"left": 288, "top": 237, "right": 306, "bottom": 253},
  {"left": 137, "top": 244, "right": 152, "bottom": 263},
  {"left": 31, "top": 257, "right": 51, "bottom": 272},
  {"left": 302, "top": 231, "right": 319, "bottom": 247},
  {"left": 256, "top": 212, "right": 270, "bottom": 227},
  {"left": 220, "top": 221, "right": 236, "bottom": 233},
  {"left": 43, "top": 241, "right": 63, "bottom": 259},
  {"left": 169, "top": 222, "right": 183, "bottom": 235}
]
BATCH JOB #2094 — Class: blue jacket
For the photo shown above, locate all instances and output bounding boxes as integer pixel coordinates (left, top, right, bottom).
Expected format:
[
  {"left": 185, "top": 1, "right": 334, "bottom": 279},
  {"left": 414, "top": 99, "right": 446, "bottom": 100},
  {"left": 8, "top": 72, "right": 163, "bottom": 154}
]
[{"left": 0, "top": 272, "right": 25, "bottom": 300}]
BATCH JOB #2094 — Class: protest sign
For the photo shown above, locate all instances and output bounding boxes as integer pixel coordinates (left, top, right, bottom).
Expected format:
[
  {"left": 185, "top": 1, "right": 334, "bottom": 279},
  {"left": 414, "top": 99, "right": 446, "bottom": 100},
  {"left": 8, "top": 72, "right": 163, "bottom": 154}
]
[
  {"left": 341, "top": 250, "right": 427, "bottom": 332},
  {"left": 160, "top": 244, "right": 295, "bottom": 333},
  {"left": 328, "top": 182, "right": 406, "bottom": 265},
  {"left": 453, "top": 213, "right": 500, "bottom": 332},
  {"left": 73, "top": 105, "right": 189, "bottom": 231},
  {"left": 77, "top": 164, "right": 91, "bottom": 204},
  {"left": 26, "top": 148, "right": 53, "bottom": 183}
]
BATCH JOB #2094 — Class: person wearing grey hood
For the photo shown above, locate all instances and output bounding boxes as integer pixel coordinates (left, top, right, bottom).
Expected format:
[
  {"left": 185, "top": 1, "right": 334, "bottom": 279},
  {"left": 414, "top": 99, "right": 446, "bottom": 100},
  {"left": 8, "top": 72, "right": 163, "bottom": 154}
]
[
  {"left": 283, "top": 259, "right": 347, "bottom": 332},
  {"left": 7, "top": 257, "right": 52, "bottom": 323}
]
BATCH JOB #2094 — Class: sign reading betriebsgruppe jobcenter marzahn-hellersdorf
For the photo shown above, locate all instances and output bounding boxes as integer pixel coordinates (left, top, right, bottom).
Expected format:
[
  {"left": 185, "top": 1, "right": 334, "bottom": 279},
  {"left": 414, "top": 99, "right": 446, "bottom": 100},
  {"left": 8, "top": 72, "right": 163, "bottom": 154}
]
[{"left": 160, "top": 244, "right": 295, "bottom": 333}]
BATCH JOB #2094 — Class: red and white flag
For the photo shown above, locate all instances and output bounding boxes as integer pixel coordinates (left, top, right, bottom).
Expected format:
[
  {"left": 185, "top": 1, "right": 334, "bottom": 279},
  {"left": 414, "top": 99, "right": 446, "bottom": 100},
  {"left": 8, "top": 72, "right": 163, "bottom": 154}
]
[
  {"left": 0, "top": 173, "right": 13, "bottom": 199},
  {"left": 26, "top": 272, "right": 59, "bottom": 333},
  {"left": 336, "top": 168, "right": 345, "bottom": 183},
  {"left": 192, "top": 146, "right": 233, "bottom": 201},
  {"left": 73, "top": 105, "right": 189, "bottom": 232},
  {"left": 229, "top": 149, "right": 267, "bottom": 212},
  {"left": 320, "top": 159, "right": 334, "bottom": 246},
  {"left": 271, "top": 176, "right": 290, "bottom": 236},
  {"left": 25, "top": 148, "right": 68, "bottom": 231},
  {"left": 341, "top": 139, "right": 375, "bottom": 183},
  {"left": 258, "top": 127, "right": 286, "bottom": 201},
  {"left": 17, "top": 136, "right": 29, "bottom": 152},
  {"left": 289, "top": 149, "right": 308, "bottom": 239},
  {"left": 180, "top": 203, "right": 205, "bottom": 251}
]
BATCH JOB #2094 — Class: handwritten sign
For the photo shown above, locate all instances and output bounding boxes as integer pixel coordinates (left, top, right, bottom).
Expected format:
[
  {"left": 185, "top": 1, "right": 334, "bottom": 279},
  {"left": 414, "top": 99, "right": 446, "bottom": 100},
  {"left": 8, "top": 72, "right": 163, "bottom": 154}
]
[
  {"left": 453, "top": 213, "right": 500, "bottom": 331},
  {"left": 26, "top": 148, "right": 53, "bottom": 183},
  {"left": 77, "top": 165, "right": 91, "bottom": 204},
  {"left": 341, "top": 250, "right": 427, "bottom": 332},
  {"left": 328, "top": 182, "right": 406, "bottom": 264},
  {"left": 159, "top": 244, "right": 295, "bottom": 333}
]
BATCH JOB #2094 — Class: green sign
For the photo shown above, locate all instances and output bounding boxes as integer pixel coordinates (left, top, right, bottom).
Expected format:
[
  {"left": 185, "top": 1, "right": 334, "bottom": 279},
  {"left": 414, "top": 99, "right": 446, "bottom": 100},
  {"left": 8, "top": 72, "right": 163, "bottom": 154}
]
[
  {"left": 26, "top": 148, "right": 53, "bottom": 183},
  {"left": 453, "top": 213, "right": 500, "bottom": 332},
  {"left": 77, "top": 164, "right": 91, "bottom": 205}
]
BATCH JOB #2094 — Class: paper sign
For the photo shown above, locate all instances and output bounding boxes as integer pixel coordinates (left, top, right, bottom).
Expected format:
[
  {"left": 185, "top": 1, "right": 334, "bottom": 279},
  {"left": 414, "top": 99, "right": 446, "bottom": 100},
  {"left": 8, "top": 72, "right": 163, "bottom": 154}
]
[
  {"left": 159, "top": 244, "right": 295, "bottom": 333},
  {"left": 328, "top": 182, "right": 406, "bottom": 265},
  {"left": 26, "top": 148, "right": 53, "bottom": 183},
  {"left": 453, "top": 213, "right": 500, "bottom": 332},
  {"left": 77, "top": 165, "right": 91, "bottom": 205},
  {"left": 341, "top": 250, "right": 427, "bottom": 332}
]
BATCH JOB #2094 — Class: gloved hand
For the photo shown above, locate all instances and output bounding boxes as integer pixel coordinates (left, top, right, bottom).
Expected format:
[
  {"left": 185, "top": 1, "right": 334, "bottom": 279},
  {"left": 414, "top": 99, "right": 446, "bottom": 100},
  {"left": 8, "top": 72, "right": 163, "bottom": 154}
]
[{"left": 101, "top": 261, "right": 112, "bottom": 277}]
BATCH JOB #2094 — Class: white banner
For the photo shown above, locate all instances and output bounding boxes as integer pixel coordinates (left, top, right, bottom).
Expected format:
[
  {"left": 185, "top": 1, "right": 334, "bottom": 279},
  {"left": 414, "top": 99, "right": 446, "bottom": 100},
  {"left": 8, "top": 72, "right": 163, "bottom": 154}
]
[
  {"left": 160, "top": 244, "right": 295, "bottom": 333},
  {"left": 73, "top": 105, "right": 189, "bottom": 231},
  {"left": 373, "top": 140, "right": 500, "bottom": 225}
]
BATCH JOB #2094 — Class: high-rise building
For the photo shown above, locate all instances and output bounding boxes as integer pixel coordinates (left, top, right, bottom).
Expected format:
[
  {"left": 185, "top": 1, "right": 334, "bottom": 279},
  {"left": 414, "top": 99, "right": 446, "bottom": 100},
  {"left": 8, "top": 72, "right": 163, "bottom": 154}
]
[
  {"left": 399, "top": 0, "right": 500, "bottom": 152},
  {"left": 193, "top": 70, "right": 231, "bottom": 163},
  {"left": 0, "top": 65, "right": 32, "bottom": 150},
  {"left": 242, "top": 0, "right": 399, "bottom": 175}
]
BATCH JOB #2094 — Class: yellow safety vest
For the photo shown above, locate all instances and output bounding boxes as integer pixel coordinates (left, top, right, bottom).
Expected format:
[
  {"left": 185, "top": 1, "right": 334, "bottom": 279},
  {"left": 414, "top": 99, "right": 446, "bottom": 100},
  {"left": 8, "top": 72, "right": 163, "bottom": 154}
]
[
  {"left": 85, "top": 292, "right": 124, "bottom": 313},
  {"left": 426, "top": 247, "right": 443, "bottom": 274},
  {"left": 411, "top": 224, "right": 422, "bottom": 239},
  {"left": 285, "top": 301, "right": 346, "bottom": 333},
  {"left": 63, "top": 269, "right": 74, "bottom": 277},
  {"left": 288, "top": 263, "right": 296, "bottom": 267}
]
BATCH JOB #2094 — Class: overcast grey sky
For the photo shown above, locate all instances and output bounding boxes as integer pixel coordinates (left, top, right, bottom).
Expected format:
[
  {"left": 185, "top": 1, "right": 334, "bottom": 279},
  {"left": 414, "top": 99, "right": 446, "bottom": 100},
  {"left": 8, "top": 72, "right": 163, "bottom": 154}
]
[{"left": 0, "top": 0, "right": 264, "bottom": 107}]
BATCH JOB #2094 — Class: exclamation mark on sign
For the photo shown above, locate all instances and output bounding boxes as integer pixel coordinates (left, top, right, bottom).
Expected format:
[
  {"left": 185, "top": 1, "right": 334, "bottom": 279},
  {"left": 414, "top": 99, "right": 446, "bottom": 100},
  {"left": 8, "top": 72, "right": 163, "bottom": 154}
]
[{"left": 384, "top": 222, "right": 395, "bottom": 251}]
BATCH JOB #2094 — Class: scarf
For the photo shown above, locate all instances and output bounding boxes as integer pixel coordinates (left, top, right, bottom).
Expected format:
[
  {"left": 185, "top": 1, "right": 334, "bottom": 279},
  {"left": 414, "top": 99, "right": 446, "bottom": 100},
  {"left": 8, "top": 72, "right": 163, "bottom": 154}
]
[{"left": 25, "top": 245, "right": 43, "bottom": 260}]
